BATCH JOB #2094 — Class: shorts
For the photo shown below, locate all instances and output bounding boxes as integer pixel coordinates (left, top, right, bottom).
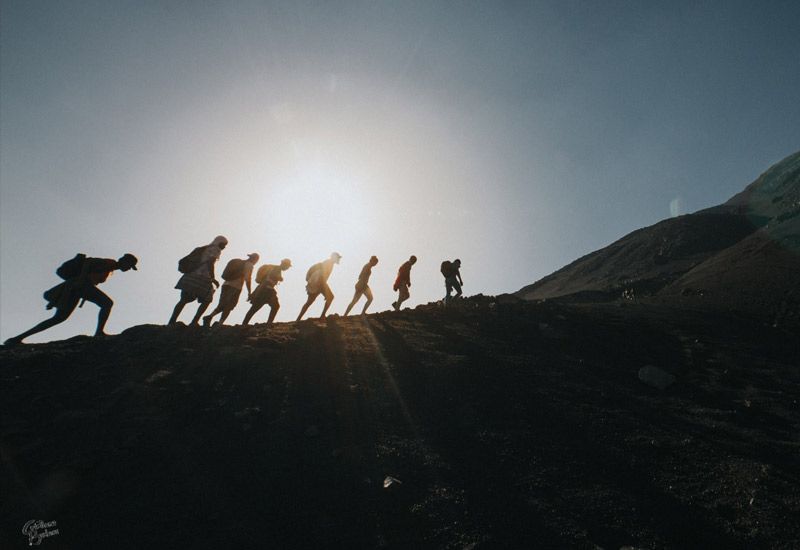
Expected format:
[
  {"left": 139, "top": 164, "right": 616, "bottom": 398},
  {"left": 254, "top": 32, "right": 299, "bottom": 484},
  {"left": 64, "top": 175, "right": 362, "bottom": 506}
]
[
  {"left": 307, "top": 282, "right": 333, "bottom": 301},
  {"left": 47, "top": 283, "right": 113, "bottom": 317},
  {"left": 217, "top": 284, "right": 242, "bottom": 311},
  {"left": 250, "top": 284, "right": 279, "bottom": 308},
  {"left": 176, "top": 273, "right": 214, "bottom": 304},
  {"left": 352, "top": 284, "right": 373, "bottom": 302}
]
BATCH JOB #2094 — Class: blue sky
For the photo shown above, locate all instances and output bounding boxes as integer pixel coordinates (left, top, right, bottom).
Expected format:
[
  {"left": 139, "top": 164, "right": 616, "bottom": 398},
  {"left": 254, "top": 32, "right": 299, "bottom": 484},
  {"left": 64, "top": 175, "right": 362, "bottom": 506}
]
[{"left": 2, "top": 1, "right": 799, "bottom": 341}]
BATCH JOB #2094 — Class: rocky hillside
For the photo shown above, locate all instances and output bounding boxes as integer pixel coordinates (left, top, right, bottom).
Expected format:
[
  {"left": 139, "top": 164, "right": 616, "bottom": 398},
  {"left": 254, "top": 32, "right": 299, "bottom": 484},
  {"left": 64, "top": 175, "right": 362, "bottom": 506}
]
[
  {"left": 516, "top": 151, "right": 800, "bottom": 320},
  {"left": 2, "top": 298, "right": 799, "bottom": 549}
]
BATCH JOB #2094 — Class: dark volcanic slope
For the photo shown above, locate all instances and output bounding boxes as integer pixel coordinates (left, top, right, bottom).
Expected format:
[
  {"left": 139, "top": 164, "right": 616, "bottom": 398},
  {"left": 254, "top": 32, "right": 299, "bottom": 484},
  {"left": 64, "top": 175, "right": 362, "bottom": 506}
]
[
  {"left": 2, "top": 299, "right": 799, "bottom": 549},
  {"left": 515, "top": 213, "right": 757, "bottom": 300},
  {"left": 516, "top": 151, "right": 800, "bottom": 315}
]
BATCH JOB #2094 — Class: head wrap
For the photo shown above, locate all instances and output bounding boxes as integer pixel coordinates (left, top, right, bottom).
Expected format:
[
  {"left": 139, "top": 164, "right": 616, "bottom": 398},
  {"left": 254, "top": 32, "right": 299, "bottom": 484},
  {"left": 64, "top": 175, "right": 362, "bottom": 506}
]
[{"left": 205, "top": 235, "right": 228, "bottom": 261}]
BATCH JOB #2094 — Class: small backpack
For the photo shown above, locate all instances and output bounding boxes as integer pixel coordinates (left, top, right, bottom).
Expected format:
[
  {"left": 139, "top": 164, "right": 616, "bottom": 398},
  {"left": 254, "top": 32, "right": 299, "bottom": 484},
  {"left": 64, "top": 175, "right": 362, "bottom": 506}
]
[
  {"left": 256, "top": 264, "right": 277, "bottom": 284},
  {"left": 440, "top": 261, "right": 453, "bottom": 277},
  {"left": 221, "top": 258, "right": 246, "bottom": 281},
  {"left": 56, "top": 253, "right": 87, "bottom": 280},
  {"left": 306, "top": 263, "right": 321, "bottom": 282},
  {"left": 178, "top": 246, "right": 207, "bottom": 274}
]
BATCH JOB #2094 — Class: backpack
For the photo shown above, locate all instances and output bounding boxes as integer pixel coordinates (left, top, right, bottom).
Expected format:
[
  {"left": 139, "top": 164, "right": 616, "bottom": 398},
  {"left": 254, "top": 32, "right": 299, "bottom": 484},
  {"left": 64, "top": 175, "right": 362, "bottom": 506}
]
[
  {"left": 56, "top": 253, "right": 87, "bottom": 280},
  {"left": 440, "top": 260, "right": 453, "bottom": 277},
  {"left": 178, "top": 246, "right": 207, "bottom": 274},
  {"left": 255, "top": 264, "right": 277, "bottom": 284},
  {"left": 306, "top": 263, "right": 321, "bottom": 282},
  {"left": 221, "top": 258, "right": 246, "bottom": 281}
]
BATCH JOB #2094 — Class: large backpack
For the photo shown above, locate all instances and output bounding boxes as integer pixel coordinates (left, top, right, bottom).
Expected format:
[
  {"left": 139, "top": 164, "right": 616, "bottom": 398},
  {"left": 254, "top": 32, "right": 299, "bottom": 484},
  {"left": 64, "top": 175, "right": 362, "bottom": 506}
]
[
  {"left": 306, "top": 262, "right": 321, "bottom": 282},
  {"left": 221, "top": 258, "right": 246, "bottom": 281},
  {"left": 178, "top": 246, "right": 207, "bottom": 274},
  {"left": 56, "top": 253, "right": 87, "bottom": 280},
  {"left": 255, "top": 264, "right": 277, "bottom": 284},
  {"left": 440, "top": 260, "right": 453, "bottom": 277}
]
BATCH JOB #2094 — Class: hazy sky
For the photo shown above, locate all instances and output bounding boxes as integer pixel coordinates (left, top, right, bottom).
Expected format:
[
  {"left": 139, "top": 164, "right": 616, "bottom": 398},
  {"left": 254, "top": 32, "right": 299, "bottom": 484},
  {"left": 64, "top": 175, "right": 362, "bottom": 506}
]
[{"left": 2, "top": 1, "right": 799, "bottom": 342}]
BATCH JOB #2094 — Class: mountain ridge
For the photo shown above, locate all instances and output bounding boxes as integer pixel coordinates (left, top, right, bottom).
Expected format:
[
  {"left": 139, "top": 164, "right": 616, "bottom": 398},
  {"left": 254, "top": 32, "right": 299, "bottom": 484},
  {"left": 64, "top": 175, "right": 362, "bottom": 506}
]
[{"left": 516, "top": 151, "right": 800, "bottom": 320}]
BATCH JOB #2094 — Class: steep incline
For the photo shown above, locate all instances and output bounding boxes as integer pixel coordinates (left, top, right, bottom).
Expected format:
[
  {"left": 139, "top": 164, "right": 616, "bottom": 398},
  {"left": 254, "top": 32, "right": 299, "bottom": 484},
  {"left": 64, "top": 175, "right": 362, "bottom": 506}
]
[{"left": 2, "top": 300, "right": 799, "bottom": 549}]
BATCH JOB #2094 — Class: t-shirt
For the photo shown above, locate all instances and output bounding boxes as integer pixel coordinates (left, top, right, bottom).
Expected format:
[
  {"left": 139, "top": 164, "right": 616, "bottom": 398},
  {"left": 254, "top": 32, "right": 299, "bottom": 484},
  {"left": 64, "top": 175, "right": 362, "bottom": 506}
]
[
  {"left": 395, "top": 261, "right": 413, "bottom": 286},
  {"left": 189, "top": 245, "right": 222, "bottom": 278},
  {"left": 223, "top": 261, "right": 254, "bottom": 290}
]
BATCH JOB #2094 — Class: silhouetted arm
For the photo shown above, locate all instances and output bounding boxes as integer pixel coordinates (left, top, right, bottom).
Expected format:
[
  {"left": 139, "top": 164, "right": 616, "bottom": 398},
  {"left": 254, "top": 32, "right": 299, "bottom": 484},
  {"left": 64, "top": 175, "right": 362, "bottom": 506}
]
[
  {"left": 244, "top": 264, "right": 253, "bottom": 296},
  {"left": 210, "top": 259, "right": 220, "bottom": 287}
]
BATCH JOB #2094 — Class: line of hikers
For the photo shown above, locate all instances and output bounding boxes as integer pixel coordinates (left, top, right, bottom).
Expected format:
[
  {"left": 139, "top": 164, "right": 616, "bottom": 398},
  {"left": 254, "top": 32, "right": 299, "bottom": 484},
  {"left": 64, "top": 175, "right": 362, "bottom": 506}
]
[{"left": 3, "top": 236, "right": 465, "bottom": 345}]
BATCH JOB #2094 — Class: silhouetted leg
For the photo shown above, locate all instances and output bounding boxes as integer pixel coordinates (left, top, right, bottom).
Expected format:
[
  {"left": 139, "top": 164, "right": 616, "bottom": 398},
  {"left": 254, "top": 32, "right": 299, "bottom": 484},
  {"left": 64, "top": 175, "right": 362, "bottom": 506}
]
[
  {"left": 344, "top": 289, "right": 363, "bottom": 316},
  {"left": 6, "top": 297, "right": 80, "bottom": 344},
  {"left": 169, "top": 296, "right": 191, "bottom": 325},
  {"left": 190, "top": 302, "right": 211, "bottom": 325},
  {"left": 453, "top": 281, "right": 462, "bottom": 300},
  {"left": 297, "top": 294, "right": 318, "bottom": 321},
  {"left": 361, "top": 287, "right": 373, "bottom": 315},
  {"left": 242, "top": 304, "right": 264, "bottom": 325},
  {"left": 396, "top": 286, "right": 410, "bottom": 310},
  {"left": 203, "top": 305, "right": 222, "bottom": 326},
  {"left": 320, "top": 286, "right": 334, "bottom": 318},
  {"left": 267, "top": 302, "right": 280, "bottom": 324},
  {"left": 82, "top": 286, "right": 114, "bottom": 336},
  {"left": 218, "top": 309, "right": 232, "bottom": 325}
]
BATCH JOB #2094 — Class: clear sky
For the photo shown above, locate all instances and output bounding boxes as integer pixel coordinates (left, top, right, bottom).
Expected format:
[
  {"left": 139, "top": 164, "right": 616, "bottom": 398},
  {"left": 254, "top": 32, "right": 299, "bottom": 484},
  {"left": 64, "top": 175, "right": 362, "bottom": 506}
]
[{"left": 2, "top": 1, "right": 799, "bottom": 342}]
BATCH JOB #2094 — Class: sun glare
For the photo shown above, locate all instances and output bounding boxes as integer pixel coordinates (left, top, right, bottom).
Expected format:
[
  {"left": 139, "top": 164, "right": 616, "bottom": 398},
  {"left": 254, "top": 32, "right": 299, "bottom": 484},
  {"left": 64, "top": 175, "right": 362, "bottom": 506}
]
[{"left": 268, "top": 157, "right": 373, "bottom": 252}]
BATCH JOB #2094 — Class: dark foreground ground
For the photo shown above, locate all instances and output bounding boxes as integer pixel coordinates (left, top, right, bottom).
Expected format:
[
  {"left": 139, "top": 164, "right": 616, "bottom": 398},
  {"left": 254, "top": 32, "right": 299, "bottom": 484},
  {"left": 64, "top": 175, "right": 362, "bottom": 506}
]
[{"left": 1, "top": 297, "right": 799, "bottom": 549}]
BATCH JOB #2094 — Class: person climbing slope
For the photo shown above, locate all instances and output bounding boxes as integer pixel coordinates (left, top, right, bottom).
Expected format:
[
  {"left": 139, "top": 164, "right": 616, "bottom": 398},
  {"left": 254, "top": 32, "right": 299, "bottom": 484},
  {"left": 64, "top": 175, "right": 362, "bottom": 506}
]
[
  {"left": 4, "top": 252, "right": 138, "bottom": 345},
  {"left": 344, "top": 255, "right": 379, "bottom": 316},
  {"left": 243, "top": 258, "right": 292, "bottom": 325},
  {"left": 392, "top": 255, "right": 417, "bottom": 311},
  {"left": 203, "top": 252, "right": 259, "bottom": 326},
  {"left": 296, "top": 252, "right": 341, "bottom": 321},
  {"left": 168, "top": 235, "right": 227, "bottom": 326}
]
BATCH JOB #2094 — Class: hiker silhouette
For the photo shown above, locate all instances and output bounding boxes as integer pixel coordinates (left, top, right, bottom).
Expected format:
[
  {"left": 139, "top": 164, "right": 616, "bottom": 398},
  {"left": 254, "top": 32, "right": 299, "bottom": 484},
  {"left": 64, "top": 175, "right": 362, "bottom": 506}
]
[
  {"left": 441, "top": 258, "right": 464, "bottom": 305},
  {"left": 296, "top": 252, "right": 341, "bottom": 321},
  {"left": 392, "top": 255, "right": 417, "bottom": 311},
  {"left": 202, "top": 252, "right": 259, "bottom": 327},
  {"left": 4, "top": 253, "right": 138, "bottom": 345},
  {"left": 344, "top": 256, "right": 378, "bottom": 316},
  {"left": 168, "top": 236, "right": 227, "bottom": 326},
  {"left": 242, "top": 258, "right": 292, "bottom": 325}
]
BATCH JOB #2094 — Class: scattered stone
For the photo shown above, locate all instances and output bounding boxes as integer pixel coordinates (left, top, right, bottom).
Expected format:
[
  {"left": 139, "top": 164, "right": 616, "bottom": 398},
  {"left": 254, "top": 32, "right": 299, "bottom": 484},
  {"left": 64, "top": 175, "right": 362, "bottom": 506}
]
[{"left": 383, "top": 476, "right": 402, "bottom": 489}]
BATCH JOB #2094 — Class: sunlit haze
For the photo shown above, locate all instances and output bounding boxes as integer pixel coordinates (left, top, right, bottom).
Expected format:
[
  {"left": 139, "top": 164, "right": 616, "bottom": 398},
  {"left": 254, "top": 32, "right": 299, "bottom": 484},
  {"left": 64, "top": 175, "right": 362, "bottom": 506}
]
[{"left": 2, "top": 2, "right": 799, "bottom": 341}]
